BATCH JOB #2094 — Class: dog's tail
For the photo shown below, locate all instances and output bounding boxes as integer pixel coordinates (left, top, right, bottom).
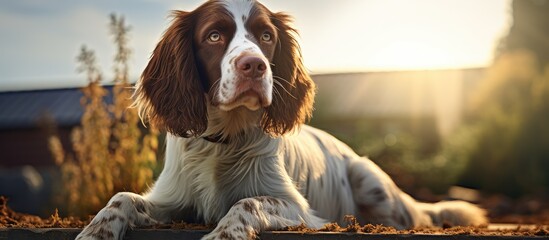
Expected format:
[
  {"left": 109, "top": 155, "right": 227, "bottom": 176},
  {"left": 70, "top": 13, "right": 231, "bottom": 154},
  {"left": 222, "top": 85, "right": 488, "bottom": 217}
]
[{"left": 417, "top": 200, "right": 488, "bottom": 227}]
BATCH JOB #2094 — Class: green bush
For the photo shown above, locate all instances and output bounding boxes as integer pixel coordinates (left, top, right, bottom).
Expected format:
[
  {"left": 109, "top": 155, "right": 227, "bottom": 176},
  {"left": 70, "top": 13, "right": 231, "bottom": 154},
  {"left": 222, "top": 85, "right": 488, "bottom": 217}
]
[{"left": 455, "top": 51, "right": 549, "bottom": 197}]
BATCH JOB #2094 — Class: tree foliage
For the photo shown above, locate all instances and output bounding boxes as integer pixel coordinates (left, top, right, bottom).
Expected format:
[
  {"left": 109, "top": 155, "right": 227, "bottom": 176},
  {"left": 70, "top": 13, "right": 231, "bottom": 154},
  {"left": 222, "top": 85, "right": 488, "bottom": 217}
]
[
  {"left": 449, "top": 0, "right": 549, "bottom": 197},
  {"left": 497, "top": 0, "right": 549, "bottom": 68}
]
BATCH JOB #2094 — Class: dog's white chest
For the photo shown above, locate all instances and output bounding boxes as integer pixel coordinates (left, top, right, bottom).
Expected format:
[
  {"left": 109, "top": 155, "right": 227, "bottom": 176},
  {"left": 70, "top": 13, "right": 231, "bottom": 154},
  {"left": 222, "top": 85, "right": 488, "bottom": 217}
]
[{"left": 180, "top": 139, "right": 280, "bottom": 223}]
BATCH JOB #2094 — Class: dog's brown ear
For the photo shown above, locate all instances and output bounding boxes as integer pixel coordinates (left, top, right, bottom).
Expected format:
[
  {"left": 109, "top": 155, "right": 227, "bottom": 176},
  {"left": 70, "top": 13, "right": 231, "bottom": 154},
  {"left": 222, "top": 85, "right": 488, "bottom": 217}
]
[
  {"left": 261, "top": 12, "right": 316, "bottom": 136},
  {"left": 133, "top": 11, "right": 207, "bottom": 137}
]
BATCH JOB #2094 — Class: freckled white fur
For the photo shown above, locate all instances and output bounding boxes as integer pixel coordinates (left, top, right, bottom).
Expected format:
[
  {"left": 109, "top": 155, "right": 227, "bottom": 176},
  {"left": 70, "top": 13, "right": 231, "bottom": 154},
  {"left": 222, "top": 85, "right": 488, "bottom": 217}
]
[
  {"left": 75, "top": 0, "right": 488, "bottom": 239},
  {"left": 218, "top": 0, "right": 273, "bottom": 109},
  {"left": 77, "top": 114, "right": 487, "bottom": 239}
]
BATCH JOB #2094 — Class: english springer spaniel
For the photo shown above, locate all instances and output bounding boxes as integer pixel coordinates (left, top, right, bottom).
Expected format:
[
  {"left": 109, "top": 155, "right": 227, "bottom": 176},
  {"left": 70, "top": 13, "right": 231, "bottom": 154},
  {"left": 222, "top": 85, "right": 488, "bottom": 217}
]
[{"left": 76, "top": 0, "right": 487, "bottom": 239}]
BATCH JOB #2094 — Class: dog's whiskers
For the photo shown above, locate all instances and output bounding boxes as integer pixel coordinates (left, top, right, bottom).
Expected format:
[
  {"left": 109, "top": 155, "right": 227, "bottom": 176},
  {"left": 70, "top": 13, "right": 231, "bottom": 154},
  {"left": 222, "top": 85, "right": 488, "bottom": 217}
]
[
  {"left": 273, "top": 75, "right": 295, "bottom": 87},
  {"left": 271, "top": 85, "right": 288, "bottom": 107},
  {"left": 273, "top": 79, "right": 297, "bottom": 100}
]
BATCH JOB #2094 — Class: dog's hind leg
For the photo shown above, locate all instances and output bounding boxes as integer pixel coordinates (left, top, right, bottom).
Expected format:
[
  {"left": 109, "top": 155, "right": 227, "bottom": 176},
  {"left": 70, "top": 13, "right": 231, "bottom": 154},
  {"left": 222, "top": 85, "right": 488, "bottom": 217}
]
[{"left": 347, "top": 157, "right": 487, "bottom": 229}]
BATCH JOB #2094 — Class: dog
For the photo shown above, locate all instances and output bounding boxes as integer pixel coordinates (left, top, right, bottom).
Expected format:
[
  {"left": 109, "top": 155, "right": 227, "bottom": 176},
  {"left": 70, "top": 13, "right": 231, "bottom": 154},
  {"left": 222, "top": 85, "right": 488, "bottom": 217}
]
[{"left": 76, "top": 0, "right": 487, "bottom": 239}]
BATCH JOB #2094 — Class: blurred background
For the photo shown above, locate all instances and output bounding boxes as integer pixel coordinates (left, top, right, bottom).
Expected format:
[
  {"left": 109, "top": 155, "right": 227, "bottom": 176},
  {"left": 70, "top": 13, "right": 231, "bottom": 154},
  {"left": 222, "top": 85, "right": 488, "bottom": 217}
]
[{"left": 0, "top": 0, "right": 548, "bottom": 222}]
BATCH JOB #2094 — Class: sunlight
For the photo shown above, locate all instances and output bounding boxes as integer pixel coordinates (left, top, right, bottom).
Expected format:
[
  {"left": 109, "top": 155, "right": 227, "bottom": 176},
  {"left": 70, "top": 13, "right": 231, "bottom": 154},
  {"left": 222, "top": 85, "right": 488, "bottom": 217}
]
[
  {"left": 371, "top": 41, "right": 454, "bottom": 70},
  {"left": 298, "top": 0, "right": 510, "bottom": 73}
]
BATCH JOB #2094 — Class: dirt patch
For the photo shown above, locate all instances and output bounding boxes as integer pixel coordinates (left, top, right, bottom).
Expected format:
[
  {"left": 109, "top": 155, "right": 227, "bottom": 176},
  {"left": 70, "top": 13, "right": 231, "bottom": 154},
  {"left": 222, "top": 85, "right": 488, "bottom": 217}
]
[
  {"left": 482, "top": 194, "right": 549, "bottom": 225},
  {"left": 282, "top": 216, "right": 399, "bottom": 234},
  {"left": 0, "top": 196, "right": 88, "bottom": 228},
  {"left": 284, "top": 216, "right": 548, "bottom": 237},
  {"left": 1, "top": 196, "right": 547, "bottom": 236}
]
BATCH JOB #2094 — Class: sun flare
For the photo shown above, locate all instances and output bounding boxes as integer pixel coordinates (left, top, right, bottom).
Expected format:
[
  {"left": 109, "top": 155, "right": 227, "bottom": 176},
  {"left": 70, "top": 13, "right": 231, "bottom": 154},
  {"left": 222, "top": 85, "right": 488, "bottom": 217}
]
[
  {"left": 370, "top": 41, "right": 454, "bottom": 70},
  {"left": 297, "top": 0, "right": 510, "bottom": 73}
]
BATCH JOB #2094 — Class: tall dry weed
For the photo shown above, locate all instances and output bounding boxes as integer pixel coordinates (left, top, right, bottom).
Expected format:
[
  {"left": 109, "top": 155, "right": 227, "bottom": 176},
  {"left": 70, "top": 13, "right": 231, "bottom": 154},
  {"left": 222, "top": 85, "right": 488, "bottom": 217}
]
[{"left": 48, "top": 14, "right": 158, "bottom": 217}]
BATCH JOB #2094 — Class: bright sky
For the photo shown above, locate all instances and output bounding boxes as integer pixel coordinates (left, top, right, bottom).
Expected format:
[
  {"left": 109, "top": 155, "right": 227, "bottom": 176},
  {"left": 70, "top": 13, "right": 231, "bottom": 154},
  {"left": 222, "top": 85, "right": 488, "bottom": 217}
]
[{"left": 0, "top": 0, "right": 511, "bottom": 91}]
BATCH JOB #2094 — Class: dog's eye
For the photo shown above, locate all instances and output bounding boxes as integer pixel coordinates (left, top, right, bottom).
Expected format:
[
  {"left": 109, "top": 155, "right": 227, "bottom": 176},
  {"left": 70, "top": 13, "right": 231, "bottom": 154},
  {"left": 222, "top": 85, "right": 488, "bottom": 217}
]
[
  {"left": 261, "top": 32, "right": 272, "bottom": 42},
  {"left": 208, "top": 31, "right": 221, "bottom": 42}
]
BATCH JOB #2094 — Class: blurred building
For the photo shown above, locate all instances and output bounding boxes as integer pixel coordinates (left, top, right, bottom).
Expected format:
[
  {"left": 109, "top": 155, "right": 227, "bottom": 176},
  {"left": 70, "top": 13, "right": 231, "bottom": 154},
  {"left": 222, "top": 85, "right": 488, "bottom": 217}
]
[
  {"left": 0, "top": 86, "right": 113, "bottom": 216},
  {"left": 0, "top": 87, "right": 114, "bottom": 167},
  {"left": 312, "top": 68, "right": 486, "bottom": 137}
]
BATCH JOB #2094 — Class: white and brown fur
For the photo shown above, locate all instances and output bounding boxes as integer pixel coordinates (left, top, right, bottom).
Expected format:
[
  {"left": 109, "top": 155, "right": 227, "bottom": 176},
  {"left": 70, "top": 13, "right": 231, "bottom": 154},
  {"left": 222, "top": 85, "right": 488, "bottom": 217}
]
[{"left": 76, "top": 0, "right": 487, "bottom": 239}]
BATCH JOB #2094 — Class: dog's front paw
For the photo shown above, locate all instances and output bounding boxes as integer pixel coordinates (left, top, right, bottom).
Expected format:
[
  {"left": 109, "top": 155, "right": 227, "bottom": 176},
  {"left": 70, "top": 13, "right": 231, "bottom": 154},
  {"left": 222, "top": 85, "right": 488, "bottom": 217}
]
[
  {"left": 202, "top": 224, "right": 257, "bottom": 240},
  {"left": 75, "top": 211, "right": 127, "bottom": 240},
  {"left": 76, "top": 224, "right": 117, "bottom": 240}
]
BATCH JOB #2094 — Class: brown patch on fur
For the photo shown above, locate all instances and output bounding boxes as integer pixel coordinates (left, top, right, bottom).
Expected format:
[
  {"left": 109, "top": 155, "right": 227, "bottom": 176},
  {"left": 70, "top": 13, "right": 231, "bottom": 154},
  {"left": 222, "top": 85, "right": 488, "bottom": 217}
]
[
  {"left": 238, "top": 215, "right": 248, "bottom": 226},
  {"left": 352, "top": 175, "right": 366, "bottom": 191},
  {"left": 241, "top": 200, "right": 256, "bottom": 214},
  {"left": 369, "top": 187, "right": 387, "bottom": 202},
  {"left": 219, "top": 230, "right": 235, "bottom": 240},
  {"left": 134, "top": 9, "right": 212, "bottom": 137},
  {"left": 103, "top": 216, "right": 114, "bottom": 223},
  {"left": 257, "top": 196, "right": 279, "bottom": 205},
  {"left": 106, "top": 214, "right": 125, "bottom": 223},
  {"left": 260, "top": 11, "right": 315, "bottom": 137},
  {"left": 135, "top": 201, "right": 146, "bottom": 214},
  {"left": 109, "top": 201, "right": 122, "bottom": 209},
  {"left": 97, "top": 227, "right": 115, "bottom": 238}
]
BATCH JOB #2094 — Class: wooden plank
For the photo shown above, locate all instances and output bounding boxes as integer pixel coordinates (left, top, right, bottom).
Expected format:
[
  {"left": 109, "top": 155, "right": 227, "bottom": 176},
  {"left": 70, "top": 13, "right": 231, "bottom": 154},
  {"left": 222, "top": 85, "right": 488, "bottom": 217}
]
[{"left": 0, "top": 228, "right": 547, "bottom": 240}]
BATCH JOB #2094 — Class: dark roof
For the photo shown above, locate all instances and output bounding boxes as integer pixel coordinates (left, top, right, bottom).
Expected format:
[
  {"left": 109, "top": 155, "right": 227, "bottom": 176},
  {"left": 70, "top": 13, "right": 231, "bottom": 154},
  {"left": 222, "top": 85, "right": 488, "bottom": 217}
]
[{"left": 0, "top": 86, "right": 114, "bottom": 130}]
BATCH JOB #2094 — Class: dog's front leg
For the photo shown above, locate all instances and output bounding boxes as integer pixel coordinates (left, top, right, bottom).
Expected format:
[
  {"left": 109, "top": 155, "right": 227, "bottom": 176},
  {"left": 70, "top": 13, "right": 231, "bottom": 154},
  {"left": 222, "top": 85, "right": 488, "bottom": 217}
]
[
  {"left": 202, "top": 196, "right": 325, "bottom": 240},
  {"left": 75, "top": 192, "right": 164, "bottom": 240}
]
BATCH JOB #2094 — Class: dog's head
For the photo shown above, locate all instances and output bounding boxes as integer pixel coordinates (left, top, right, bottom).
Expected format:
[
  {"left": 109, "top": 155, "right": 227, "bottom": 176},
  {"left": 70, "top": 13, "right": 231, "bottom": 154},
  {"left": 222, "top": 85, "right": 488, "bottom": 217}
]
[{"left": 133, "top": 0, "right": 315, "bottom": 138}]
